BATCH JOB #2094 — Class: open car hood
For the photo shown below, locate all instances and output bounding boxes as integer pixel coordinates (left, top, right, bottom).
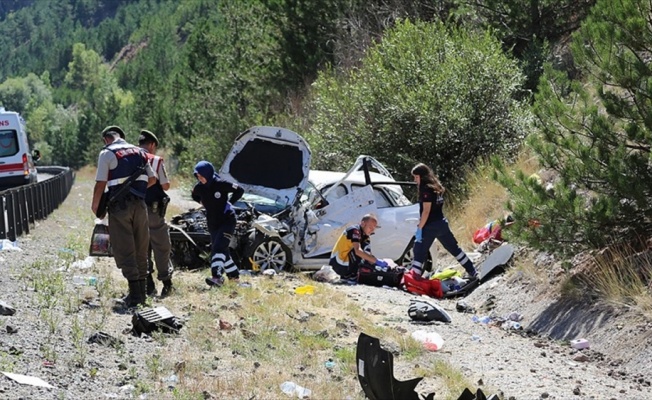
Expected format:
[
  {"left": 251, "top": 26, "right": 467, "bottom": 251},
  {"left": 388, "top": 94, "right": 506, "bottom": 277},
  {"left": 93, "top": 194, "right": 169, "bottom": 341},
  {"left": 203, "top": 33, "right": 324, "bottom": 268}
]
[{"left": 219, "top": 126, "right": 312, "bottom": 208}]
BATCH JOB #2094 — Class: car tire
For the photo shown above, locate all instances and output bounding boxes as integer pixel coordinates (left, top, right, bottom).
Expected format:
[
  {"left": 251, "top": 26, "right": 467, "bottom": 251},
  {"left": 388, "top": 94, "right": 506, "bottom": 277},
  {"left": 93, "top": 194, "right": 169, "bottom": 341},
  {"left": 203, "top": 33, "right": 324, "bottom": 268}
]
[
  {"left": 245, "top": 235, "right": 294, "bottom": 273},
  {"left": 397, "top": 238, "right": 433, "bottom": 272}
]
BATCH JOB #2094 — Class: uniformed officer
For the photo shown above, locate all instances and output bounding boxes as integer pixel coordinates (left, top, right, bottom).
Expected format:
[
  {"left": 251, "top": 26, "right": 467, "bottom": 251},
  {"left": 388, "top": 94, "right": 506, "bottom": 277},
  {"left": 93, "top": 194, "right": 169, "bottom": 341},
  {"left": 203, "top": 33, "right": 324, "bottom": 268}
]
[
  {"left": 191, "top": 160, "right": 244, "bottom": 286},
  {"left": 138, "top": 129, "right": 174, "bottom": 298},
  {"left": 91, "top": 125, "right": 155, "bottom": 308}
]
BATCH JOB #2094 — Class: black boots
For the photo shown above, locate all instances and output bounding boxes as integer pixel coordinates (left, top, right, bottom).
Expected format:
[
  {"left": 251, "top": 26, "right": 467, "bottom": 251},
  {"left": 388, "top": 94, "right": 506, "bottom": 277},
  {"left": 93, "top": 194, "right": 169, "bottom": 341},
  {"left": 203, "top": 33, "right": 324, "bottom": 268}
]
[
  {"left": 146, "top": 273, "right": 157, "bottom": 296},
  {"left": 147, "top": 272, "right": 174, "bottom": 298},
  {"left": 124, "top": 279, "right": 147, "bottom": 308},
  {"left": 160, "top": 279, "right": 174, "bottom": 298}
]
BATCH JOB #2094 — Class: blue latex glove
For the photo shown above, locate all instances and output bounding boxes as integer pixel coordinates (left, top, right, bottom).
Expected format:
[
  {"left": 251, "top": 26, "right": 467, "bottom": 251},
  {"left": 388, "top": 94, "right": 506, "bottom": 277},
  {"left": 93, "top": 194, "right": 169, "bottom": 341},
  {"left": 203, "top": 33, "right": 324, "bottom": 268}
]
[
  {"left": 375, "top": 259, "right": 388, "bottom": 268},
  {"left": 415, "top": 227, "right": 423, "bottom": 243},
  {"left": 224, "top": 201, "right": 233, "bottom": 214}
]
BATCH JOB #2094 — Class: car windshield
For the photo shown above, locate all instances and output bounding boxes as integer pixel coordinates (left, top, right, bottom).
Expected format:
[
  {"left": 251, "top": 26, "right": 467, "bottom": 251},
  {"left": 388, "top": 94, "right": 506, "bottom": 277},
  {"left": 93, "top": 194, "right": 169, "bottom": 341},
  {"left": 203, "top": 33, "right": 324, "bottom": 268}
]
[
  {"left": 233, "top": 193, "right": 288, "bottom": 215},
  {"left": 0, "top": 130, "right": 19, "bottom": 157}
]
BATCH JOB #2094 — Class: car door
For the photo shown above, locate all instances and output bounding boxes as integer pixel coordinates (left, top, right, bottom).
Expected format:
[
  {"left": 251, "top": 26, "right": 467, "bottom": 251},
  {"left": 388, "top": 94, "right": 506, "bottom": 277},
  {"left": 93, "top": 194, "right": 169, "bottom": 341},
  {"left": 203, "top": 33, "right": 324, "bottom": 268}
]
[
  {"left": 349, "top": 184, "right": 420, "bottom": 260},
  {"left": 302, "top": 185, "right": 377, "bottom": 258}
]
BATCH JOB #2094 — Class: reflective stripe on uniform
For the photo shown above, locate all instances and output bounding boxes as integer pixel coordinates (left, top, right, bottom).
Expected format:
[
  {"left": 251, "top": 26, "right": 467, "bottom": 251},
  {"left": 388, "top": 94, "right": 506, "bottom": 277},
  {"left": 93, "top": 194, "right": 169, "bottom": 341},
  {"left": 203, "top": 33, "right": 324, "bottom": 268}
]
[
  {"left": 223, "top": 259, "right": 238, "bottom": 274},
  {"left": 335, "top": 254, "right": 349, "bottom": 266},
  {"left": 455, "top": 251, "right": 469, "bottom": 266},
  {"left": 107, "top": 174, "right": 148, "bottom": 187},
  {"left": 148, "top": 155, "right": 162, "bottom": 179},
  {"left": 211, "top": 253, "right": 226, "bottom": 270}
]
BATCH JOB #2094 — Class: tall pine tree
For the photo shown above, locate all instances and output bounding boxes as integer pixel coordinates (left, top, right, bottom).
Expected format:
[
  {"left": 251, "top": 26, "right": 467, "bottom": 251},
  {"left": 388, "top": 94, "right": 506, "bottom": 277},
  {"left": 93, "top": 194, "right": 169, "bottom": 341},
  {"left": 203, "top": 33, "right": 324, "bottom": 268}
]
[{"left": 496, "top": 0, "right": 652, "bottom": 254}]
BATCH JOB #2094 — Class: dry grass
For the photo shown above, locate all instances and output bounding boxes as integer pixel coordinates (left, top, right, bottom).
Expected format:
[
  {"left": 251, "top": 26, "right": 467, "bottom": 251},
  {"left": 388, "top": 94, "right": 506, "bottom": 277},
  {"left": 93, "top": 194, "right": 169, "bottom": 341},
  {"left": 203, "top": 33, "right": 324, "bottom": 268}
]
[
  {"left": 147, "top": 272, "right": 394, "bottom": 399},
  {"left": 583, "top": 247, "right": 652, "bottom": 317},
  {"left": 446, "top": 151, "right": 539, "bottom": 249}
]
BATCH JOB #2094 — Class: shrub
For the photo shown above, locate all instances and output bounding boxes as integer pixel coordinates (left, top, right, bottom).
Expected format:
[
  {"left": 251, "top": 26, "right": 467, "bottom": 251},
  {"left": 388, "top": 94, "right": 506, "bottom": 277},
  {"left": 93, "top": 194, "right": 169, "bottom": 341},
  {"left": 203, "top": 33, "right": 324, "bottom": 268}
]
[{"left": 306, "top": 19, "right": 530, "bottom": 184}]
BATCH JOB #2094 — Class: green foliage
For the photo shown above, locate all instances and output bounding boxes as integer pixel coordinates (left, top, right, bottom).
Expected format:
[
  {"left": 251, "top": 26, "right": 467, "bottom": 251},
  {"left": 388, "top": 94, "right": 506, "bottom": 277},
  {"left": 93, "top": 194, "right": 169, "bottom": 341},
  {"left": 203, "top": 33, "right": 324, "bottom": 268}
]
[
  {"left": 0, "top": 0, "right": 158, "bottom": 84},
  {"left": 172, "top": 0, "right": 285, "bottom": 174},
  {"left": 495, "top": 0, "right": 652, "bottom": 255},
  {"left": 307, "top": 20, "right": 529, "bottom": 185},
  {"left": 453, "top": 0, "right": 595, "bottom": 92}
]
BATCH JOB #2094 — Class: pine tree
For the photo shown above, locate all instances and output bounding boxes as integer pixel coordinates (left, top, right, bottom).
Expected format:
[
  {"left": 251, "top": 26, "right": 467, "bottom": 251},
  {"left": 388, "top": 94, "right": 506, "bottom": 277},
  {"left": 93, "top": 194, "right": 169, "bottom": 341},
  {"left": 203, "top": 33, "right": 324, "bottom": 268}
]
[{"left": 496, "top": 0, "right": 652, "bottom": 255}]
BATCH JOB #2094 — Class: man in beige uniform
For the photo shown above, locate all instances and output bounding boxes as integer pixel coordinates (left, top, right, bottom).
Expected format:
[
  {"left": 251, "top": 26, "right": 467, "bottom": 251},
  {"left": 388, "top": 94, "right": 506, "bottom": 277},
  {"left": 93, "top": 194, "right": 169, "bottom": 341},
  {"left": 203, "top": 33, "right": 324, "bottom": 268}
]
[
  {"left": 138, "top": 129, "right": 174, "bottom": 298},
  {"left": 91, "top": 126, "right": 155, "bottom": 308}
]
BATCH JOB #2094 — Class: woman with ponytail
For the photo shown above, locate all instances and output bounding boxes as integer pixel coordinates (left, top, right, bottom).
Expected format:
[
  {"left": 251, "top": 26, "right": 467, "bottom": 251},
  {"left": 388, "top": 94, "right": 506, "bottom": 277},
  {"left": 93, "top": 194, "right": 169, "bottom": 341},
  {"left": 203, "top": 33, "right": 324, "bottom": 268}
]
[{"left": 410, "top": 163, "right": 477, "bottom": 278}]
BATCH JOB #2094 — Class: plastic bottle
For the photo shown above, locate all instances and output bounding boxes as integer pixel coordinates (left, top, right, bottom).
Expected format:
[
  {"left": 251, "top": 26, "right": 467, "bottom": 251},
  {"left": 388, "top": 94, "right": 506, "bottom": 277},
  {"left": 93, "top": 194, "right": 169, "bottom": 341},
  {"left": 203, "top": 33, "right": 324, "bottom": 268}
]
[
  {"left": 73, "top": 276, "right": 98, "bottom": 286},
  {"left": 280, "top": 381, "right": 312, "bottom": 399}
]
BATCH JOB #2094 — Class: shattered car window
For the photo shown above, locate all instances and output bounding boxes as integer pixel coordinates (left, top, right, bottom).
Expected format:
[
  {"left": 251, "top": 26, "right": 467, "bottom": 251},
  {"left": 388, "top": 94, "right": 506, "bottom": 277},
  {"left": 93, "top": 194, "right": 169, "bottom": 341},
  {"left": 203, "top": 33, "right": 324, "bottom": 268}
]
[
  {"left": 384, "top": 185, "right": 412, "bottom": 206},
  {"left": 234, "top": 193, "right": 287, "bottom": 215},
  {"left": 351, "top": 184, "right": 391, "bottom": 208}
]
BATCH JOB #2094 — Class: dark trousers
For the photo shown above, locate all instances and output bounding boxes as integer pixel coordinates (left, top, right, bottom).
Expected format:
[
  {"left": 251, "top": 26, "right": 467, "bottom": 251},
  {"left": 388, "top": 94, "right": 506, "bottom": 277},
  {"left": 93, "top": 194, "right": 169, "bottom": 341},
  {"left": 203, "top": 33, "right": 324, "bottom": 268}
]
[
  {"left": 147, "top": 207, "right": 173, "bottom": 281},
  {"left": 413, "top": 218, "right": 476, "bottom": 276},
  {"left": 209, "top": 216, "right": 239, "bottom": 279},
  {"left": 109, "top": 197, "right": 150, "bottom": 281},
  {"left": 329, "top": 252, "right": 373, "bottom": 280}
]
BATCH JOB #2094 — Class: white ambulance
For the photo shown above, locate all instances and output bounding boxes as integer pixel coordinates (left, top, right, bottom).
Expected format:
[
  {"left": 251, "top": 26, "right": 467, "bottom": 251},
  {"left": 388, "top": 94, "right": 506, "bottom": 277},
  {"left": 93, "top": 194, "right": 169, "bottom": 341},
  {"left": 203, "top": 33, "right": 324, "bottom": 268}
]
[{"left": 0, "top": 107, "right": 39, "bottom": 187}]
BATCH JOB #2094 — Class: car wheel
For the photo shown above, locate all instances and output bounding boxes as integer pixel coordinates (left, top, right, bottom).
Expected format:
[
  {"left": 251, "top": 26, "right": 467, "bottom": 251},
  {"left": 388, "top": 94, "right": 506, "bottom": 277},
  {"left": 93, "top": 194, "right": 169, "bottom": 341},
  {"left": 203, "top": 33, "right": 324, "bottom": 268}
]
[
  {"left": 246, "top": 235, "right": 293, "bottom": 273},
  {"left": 397, "top": 238, "right": 433, "bottom": 272}
]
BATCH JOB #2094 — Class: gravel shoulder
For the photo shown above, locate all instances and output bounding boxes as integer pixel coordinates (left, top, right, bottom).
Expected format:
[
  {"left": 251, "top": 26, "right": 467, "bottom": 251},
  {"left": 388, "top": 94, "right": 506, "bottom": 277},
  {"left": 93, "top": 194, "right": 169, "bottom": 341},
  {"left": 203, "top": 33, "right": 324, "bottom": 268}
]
[{"left": 0, "top": 176, "right": 650, "bottom": 400}]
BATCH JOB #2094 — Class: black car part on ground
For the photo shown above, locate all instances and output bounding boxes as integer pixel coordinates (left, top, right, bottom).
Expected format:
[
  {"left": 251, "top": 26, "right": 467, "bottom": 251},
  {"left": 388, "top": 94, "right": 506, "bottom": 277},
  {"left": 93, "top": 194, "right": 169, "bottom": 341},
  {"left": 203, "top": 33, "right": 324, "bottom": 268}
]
[
  {"left": 357, "top": 332, "right": 435, "bottom": 400},
  {"left": 357, "top": 332, "right": 499, "bottom": 400}
]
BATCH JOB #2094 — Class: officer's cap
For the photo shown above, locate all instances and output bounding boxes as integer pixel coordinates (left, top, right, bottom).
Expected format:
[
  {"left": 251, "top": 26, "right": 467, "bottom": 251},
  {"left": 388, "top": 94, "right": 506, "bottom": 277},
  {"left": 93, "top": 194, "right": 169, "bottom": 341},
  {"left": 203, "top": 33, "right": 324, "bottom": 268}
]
[
  {"left": 101, "top": 125, "right": 125, "bottom": 139},
  {"left": 138, "top": 129, "right": 159, "bottom": 146}
]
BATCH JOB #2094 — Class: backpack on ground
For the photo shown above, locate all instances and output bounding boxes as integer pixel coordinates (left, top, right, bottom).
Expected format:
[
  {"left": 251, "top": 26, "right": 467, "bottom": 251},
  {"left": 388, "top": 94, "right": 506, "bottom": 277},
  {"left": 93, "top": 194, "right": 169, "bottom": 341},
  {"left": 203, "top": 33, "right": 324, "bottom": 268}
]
[
  {"left": 407, "top": 299, "right": 451, "bottom": 323},
  {"left": 403, "top": 270, "right": 443, "bottom": 299},
  {"left": 357, "top": 265, "right": 404, "bottom": 287}
]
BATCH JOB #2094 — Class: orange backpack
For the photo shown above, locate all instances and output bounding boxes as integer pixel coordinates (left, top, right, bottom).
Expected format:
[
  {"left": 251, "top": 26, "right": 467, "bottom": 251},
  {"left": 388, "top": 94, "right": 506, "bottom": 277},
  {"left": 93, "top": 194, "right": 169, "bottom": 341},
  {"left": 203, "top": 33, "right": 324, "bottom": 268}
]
[{"left": 403, "top": 270, "right": 443, "bottom": 299}]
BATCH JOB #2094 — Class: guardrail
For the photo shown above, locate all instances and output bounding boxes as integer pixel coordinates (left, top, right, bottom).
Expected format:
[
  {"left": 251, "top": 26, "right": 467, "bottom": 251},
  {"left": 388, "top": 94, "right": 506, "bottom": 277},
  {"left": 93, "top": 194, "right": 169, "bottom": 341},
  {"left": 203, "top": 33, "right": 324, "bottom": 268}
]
[{"left": 0, "top": 167, "right": 75, "bottom": 241}]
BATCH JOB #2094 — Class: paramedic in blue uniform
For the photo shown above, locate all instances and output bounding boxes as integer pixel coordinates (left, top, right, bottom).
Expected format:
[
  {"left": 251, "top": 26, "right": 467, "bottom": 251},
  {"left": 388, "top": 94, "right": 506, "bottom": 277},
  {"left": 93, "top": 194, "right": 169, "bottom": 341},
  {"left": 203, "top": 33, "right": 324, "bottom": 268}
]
[
  {"left": 329, "top": 213, "right": 388, "bottom": 280},
  {"left": 139, "top": 129, "right": 174, "bottom": 298},
  {"left": 191, "top": 160, "right": 244, "bottom": 286},
  {"left": 91, "top": 126, "right": 155, "bottom": 308},
  {"left": 410, "top": 163, "right": 477, "bottom": 278}
]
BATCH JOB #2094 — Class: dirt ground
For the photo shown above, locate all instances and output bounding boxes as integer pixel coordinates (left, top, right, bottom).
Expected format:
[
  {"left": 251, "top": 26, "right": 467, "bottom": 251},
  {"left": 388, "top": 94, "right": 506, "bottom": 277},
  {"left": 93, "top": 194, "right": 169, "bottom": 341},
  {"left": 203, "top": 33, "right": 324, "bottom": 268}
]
[{"left": 0, "top": 176, "right": 651, "bottom": 399}]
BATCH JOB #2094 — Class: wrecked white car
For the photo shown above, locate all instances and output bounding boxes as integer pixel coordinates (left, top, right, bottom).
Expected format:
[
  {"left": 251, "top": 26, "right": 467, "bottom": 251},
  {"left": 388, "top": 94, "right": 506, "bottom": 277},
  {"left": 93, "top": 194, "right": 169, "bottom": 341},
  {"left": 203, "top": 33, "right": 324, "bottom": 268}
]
[{"left": 169, "top": 126, "right": 434, "bottom": 272}]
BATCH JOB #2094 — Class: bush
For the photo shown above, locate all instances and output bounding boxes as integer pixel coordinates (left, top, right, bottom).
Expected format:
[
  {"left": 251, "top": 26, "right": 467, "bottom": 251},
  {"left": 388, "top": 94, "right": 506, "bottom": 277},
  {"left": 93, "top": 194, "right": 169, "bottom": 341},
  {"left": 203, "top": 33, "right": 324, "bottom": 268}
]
[{"left": 305, "top": 19, "right": 530, "bottom": 184}]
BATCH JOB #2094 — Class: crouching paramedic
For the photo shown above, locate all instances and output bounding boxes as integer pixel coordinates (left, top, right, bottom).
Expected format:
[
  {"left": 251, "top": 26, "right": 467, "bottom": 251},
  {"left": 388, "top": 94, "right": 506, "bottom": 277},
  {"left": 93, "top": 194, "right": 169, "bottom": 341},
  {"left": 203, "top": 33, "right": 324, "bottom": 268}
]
[
  {"left": 139, "top": 129, "right": 174, "bottom": 298},
  {"left": 91, "top": 126, "right": 155, "bottom": 308},
  {"left": 329, "top": 214, "right": 388, "bottom": 280},
  {"left": 191, "top": 160, "right": 244, "bottom": 286}
]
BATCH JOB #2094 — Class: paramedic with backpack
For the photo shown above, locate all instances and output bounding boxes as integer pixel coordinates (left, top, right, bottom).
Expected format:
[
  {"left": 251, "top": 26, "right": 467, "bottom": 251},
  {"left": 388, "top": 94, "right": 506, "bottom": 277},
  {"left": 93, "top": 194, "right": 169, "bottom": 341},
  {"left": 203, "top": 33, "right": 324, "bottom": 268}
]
[
  {"left": 410, "top": 163, "right": 477, "bottom": 278},
  {"left": 329, "top": 214, "right": 388, "bottom": 280},
  {"left": 192, "top": 160, "right": 244, "bottom": 287}
]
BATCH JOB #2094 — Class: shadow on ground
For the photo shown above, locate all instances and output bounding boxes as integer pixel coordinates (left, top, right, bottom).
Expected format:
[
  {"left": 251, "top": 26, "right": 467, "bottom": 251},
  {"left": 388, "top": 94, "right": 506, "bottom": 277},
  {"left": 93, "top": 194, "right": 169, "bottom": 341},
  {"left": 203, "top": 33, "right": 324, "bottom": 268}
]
[{"left": 529, "top": 296, "right": 616, "bottom": 340}]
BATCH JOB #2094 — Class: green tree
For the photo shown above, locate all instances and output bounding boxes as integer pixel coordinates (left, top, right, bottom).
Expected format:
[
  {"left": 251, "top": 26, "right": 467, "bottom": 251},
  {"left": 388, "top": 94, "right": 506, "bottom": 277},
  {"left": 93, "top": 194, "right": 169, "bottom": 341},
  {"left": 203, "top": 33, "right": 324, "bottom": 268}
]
[
  {"left": 495, "top": 0, "right": 652, "bottom": 255},
  {"left": 453, "top": 0, "right": 595, "bottom": 92},
  {"left": 307, "top": 20, "right": 529, "bottom": 186},
  {"left": 63, "top": 43, "right": 134, "bottom": 165},
  {"left": 173, "top": 0, "right": 284, "bottom": 173}
]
